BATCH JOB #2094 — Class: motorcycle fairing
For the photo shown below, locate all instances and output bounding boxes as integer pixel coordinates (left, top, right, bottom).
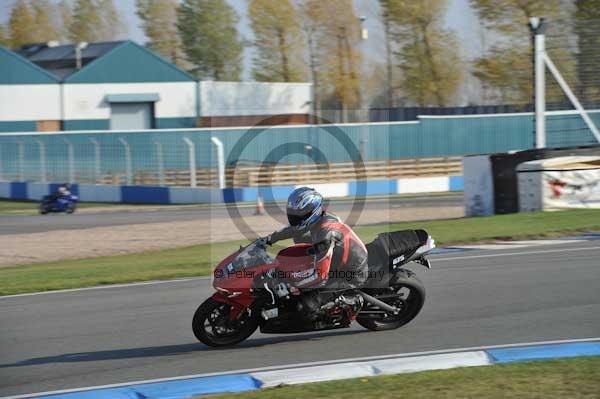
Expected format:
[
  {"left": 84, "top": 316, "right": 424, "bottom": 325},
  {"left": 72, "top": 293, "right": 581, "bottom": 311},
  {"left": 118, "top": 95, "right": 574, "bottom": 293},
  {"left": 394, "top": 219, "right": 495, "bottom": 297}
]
[
  {"left": 211, "top": 241, "right": 320, "bottom": 318},
  {"left": 211, "top": 292, "right": 252, "bottom": 320}
]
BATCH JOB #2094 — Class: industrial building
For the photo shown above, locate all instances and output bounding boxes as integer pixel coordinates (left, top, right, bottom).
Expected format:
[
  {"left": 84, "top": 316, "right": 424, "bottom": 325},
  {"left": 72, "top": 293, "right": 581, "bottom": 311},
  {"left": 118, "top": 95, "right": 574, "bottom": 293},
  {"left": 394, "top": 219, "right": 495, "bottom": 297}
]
[{"left": 0, "top": 41, "right": 312, "bottom": 133}]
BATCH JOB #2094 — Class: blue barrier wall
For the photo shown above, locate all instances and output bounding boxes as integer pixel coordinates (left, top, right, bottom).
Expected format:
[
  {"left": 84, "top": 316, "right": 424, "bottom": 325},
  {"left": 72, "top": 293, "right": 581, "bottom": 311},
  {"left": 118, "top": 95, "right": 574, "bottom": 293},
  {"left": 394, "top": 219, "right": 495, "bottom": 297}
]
[{"left": 0, "top": 176, "right": 464, "bottom": 204}]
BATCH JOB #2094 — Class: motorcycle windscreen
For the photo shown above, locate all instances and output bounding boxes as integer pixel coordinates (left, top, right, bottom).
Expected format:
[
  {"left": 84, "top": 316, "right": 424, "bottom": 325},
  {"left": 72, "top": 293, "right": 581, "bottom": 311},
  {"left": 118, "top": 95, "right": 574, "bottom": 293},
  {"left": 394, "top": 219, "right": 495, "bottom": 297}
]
[{"left": 229, "top": 243, "right": 275, "bottom": 272}]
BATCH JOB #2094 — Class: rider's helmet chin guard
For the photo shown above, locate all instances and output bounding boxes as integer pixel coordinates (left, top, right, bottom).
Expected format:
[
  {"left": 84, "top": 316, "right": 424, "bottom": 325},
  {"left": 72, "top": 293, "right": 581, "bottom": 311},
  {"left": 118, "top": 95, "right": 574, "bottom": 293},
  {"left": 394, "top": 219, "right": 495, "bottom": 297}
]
[{"left": 286, "top": 187, "right": 324, "bottom": 230}]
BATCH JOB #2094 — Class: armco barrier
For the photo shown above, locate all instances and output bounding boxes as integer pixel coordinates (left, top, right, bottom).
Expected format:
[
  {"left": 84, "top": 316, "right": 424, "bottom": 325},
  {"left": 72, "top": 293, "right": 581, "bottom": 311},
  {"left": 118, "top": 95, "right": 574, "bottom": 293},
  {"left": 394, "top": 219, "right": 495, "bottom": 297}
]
[
  {"left": 10, "top": 339, "right": 599, "bottom": 399},
  {"left": 0, "top": 176, "right": 463, "bottom": 204}
]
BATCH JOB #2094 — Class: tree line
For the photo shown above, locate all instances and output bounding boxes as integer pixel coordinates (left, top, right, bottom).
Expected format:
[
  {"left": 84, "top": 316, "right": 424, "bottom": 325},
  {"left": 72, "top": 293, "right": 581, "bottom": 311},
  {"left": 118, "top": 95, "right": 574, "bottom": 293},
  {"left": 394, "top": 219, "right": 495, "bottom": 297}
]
[
  {"left": 1, "top": 0, "right": 126, "bottom": 48},
  {"left": 1, "top": 0, "right": 599, "bottom": 112}
]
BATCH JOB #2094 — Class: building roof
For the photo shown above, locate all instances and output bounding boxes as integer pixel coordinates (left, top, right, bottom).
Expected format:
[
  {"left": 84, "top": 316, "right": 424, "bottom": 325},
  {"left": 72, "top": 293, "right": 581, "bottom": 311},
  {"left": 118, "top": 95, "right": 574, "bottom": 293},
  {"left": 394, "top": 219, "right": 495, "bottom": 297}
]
[
  {"left": 17, "top": 41, "right": 124, "bottom": 80},
  {"left": 0, "top": 45, "right": 59, "bottom": 84},
  {"left": 14, "top": 40, "right": 196, "bottom": 83}
]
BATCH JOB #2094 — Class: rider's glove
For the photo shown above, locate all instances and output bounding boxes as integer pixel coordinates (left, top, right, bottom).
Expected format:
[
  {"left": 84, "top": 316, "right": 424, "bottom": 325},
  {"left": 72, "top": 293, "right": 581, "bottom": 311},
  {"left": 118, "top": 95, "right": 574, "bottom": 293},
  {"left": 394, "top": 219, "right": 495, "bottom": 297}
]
[{"left": 256, "top": 236, "right": 270, "bottom": 248}]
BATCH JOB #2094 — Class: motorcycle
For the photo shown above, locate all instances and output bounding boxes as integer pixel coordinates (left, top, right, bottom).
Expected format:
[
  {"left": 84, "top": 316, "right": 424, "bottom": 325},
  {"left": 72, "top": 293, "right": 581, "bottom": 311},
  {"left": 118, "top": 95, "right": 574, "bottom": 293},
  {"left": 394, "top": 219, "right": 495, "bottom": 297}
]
[
  {"left": 192, "top": 229, "right": 435, "bottom": 347},
  {"left": 39, "top": 194, "right": 79, "bottom": 215}
]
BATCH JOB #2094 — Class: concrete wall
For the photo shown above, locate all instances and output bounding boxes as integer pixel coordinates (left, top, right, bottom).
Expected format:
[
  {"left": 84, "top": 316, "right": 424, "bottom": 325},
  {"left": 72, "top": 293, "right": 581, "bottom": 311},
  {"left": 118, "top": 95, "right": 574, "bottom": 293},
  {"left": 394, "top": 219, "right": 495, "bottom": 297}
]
[{"left": 463, "top": 155, "right": 495, "bottom": 216}]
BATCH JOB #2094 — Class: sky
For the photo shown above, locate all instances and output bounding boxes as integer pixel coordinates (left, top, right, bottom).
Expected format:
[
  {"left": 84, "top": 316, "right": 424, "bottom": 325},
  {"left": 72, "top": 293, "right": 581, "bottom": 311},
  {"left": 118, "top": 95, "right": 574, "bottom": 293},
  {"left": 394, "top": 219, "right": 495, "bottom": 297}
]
[{"left": 0, "top": 0, "right": 482, "bottom": 84}]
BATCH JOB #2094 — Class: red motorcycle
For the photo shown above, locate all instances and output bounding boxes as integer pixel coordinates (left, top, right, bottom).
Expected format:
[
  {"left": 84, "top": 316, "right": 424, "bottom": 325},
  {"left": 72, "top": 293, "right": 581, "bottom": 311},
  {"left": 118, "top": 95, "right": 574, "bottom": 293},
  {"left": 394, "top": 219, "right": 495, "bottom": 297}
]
[{"left": 192, "top": 229, "right": 435, "bottom": 347}]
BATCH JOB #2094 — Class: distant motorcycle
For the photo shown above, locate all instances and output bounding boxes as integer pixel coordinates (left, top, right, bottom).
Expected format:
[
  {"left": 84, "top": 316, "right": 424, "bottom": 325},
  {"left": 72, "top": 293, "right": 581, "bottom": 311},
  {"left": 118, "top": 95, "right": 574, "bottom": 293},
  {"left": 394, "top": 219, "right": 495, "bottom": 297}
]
[
  {"left": 192, "top": 229, "right": 434, "bottom": 347},
  {"left": 39, "top": 194, "right": 79, "bottom": 215}
]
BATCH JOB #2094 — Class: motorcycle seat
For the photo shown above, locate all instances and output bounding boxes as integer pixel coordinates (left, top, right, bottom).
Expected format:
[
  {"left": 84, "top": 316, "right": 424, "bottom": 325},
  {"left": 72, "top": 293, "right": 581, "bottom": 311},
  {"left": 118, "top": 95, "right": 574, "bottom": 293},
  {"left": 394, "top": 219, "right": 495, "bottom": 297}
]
[{"left": 366, "top": 229, "right": 430, "bottom": 269}]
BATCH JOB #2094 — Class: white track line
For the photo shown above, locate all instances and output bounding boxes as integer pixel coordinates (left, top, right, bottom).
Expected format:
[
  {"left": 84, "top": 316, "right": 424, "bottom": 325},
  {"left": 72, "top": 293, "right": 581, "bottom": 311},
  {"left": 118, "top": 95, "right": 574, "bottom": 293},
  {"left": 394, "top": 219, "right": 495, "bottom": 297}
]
[
  {"left": 2, "top": 243, "right": 599, "bottom": 300},
  {"left": 0, "top": 276, "right": 211, "bottom": 300},
  {"left": 432, "top": 245, "right": 600, "bottom": 262},
  {"left": 3, "top": 337, "right": 599, "bottom": 399}
]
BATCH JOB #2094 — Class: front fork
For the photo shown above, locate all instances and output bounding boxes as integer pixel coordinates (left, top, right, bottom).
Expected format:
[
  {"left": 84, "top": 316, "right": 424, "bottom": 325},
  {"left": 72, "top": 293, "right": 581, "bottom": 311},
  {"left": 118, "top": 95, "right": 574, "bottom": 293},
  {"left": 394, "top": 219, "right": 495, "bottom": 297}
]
[{"left": 211, "top": 292, "right": 254, "bottom": 320}]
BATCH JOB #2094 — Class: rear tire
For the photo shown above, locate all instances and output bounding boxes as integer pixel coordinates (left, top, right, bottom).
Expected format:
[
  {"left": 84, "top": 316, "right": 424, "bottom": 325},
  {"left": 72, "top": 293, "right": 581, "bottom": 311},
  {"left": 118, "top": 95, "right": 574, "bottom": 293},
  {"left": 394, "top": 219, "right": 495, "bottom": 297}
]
[
  {"left": 192, "top": 298, "right": 258, "bottom": 347},
  {"left": 357, "top": 269, "right": 425, "bottom": 331}
]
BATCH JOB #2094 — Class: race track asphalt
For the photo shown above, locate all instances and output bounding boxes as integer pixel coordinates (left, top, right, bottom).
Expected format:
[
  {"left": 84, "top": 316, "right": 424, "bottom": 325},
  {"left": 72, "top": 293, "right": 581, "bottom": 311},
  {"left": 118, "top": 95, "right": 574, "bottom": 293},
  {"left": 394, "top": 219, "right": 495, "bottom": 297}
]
[
  {"left": 1, "top": 240, "right": 599, "bottom": 396},
  {"left": 0, "top": 194, "right": 462, "bottom": 235}
]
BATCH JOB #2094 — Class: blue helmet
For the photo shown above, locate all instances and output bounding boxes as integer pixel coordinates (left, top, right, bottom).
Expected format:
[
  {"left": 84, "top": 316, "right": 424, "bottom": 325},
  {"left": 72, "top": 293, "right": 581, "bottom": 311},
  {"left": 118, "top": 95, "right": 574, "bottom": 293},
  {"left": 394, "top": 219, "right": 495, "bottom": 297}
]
[{"left": 286, "top": 187, "right": 323, "bottom": 229}]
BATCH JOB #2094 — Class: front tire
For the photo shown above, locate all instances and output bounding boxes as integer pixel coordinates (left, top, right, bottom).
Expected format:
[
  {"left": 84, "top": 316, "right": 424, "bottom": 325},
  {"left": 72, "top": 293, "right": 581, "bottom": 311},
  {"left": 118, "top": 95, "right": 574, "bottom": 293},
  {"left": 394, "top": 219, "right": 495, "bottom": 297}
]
[
  {"left": 192, "top": 298, "right": 258, "bottom": 347},
  {"left": 39, "top": 204, "right": 49, "bottom": 215},
  {"left": 66, "top": 203, "right": 76, "bottom": 214},
  {"left": 357, "top": 269, "right": 425, "bottom": 331}
]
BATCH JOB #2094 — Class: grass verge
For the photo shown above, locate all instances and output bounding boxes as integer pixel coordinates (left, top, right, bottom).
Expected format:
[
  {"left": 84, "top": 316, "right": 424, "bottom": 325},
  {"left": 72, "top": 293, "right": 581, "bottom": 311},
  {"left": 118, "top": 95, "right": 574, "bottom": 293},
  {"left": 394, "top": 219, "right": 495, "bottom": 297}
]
[
  {"left": 0, "top": 199, "right": 122, "bottom": 215},
  {"left": 0, "top": 192, "right": 461, "bottom": 216},
  {"left": 1, "top": 209, "right": 600, "bottom": 296},
  {"left": 209, "top": 357, "right": 600, "bottom": 399}
]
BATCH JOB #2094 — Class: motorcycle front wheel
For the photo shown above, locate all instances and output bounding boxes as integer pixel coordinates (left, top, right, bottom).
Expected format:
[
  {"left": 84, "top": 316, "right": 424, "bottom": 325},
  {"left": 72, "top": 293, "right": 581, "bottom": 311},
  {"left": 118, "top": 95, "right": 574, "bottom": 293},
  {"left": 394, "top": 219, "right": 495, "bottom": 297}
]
[
  {"left": 356, "top": 270, "right": 425, "bottom": 331},
  {"left": 66, "top": 203, "right": 76, "bottom": 214},
  {"left": 192, "top": 298, "right": 258, "bottom": 347},
  {"left": 39, "top": 204, "right": 49, "bottom": 215}
]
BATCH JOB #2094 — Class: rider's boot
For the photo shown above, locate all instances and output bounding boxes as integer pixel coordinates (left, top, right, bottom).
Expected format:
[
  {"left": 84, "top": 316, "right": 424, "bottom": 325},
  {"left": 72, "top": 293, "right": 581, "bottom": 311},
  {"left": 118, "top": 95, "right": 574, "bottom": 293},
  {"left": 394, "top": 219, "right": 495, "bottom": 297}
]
[
  {"left": 298, "top": 291, "right": 364, "bottom": 319},
  {"left": 318, "top": 292, "right": 364, "bottom": 314},
  {"left": 334, "top": 293, "right": 364, "bottom": 314}
]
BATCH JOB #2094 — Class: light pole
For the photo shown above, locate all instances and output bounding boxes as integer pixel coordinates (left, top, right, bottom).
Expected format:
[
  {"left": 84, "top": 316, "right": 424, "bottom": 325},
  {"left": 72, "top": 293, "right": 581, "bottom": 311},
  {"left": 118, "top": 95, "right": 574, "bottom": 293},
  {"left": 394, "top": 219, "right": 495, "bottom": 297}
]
[
  {"left": 75, "top": 42, "right": 88, "bottom": 70},
  {"left": 358, "top": 16, "right": 368, "bottom": 124},
  {"left": 359, "top": 16, "right": 368, "bottom": 40},
  {"left": 529, "top": 17, "right": 546, "bottom": 149}
]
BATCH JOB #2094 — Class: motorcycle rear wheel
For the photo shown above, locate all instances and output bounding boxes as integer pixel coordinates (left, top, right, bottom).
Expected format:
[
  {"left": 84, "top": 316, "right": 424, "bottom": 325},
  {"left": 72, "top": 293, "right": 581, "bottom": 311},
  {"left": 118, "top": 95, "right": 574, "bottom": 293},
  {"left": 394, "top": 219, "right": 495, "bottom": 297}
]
[
  {"left": 356, "top": 270, "right": 425, "bottom": 331},
  {"left": 192, "top": 298, "right": 258, "bottom": 347}
]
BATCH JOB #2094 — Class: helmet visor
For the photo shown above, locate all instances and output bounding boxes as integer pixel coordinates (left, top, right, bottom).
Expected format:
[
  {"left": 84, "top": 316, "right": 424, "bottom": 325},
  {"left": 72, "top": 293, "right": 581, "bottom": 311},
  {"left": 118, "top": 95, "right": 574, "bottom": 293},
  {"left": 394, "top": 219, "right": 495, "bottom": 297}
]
[{"left": 287, "top": 214, "right": 304, "bottom": 226}]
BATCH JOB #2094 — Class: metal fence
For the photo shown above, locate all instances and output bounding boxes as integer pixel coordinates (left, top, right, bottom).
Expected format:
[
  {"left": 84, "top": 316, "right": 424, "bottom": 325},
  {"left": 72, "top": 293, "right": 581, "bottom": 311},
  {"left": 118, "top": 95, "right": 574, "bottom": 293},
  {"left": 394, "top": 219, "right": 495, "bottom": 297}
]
[{"left": 0, "top": 110, "right": 598, "bottom": 187}]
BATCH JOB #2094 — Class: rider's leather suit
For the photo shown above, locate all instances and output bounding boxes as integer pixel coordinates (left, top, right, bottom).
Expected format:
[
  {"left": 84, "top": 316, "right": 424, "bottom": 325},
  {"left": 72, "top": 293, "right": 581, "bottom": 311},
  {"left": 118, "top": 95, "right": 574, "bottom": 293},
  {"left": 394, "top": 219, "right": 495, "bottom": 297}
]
[{"left": 269, "top": 212, "right": 368, "bottom": 291}]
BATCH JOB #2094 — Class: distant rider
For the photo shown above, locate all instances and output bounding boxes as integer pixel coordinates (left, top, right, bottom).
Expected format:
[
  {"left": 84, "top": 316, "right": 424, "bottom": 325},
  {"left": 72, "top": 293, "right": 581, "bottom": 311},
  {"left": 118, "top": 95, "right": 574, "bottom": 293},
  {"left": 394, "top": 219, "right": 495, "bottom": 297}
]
[
  {"left": 51, "top": 183, "right": 71, "bottom": 201},
  {"left": 265, "top": 187, "right": 368, "bottom": 317}
]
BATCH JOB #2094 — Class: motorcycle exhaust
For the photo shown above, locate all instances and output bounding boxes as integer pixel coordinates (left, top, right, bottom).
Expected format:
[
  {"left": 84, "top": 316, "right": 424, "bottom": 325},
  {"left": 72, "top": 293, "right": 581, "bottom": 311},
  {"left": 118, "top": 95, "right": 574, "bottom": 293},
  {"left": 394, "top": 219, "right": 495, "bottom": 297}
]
[{"left": 358, "top": 291, "right": 400, "bottom": 315}]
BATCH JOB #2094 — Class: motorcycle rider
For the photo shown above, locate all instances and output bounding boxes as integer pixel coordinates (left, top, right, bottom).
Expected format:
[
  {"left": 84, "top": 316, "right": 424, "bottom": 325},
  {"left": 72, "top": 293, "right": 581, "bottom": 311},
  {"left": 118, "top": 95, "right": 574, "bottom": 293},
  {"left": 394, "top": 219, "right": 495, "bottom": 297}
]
[
  {"left": 57, "top": 183, "right": 71, "bottom": 197},
  {"left": 265, "top": 187, "right": 368, "bottom": 317},
  {"left": 50, "top": 183, "right": 71, "bottom": 201}
]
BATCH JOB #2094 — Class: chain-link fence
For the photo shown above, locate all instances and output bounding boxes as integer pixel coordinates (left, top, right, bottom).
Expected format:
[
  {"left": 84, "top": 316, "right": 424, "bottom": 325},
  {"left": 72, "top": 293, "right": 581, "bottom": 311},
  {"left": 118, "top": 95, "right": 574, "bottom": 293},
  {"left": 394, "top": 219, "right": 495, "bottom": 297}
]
[
  {"left": 541, "top": 16, "right": 600, "bottom": 147},
  {"left": 0, "top": 113, "right": 598, "bottom": 187}
]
